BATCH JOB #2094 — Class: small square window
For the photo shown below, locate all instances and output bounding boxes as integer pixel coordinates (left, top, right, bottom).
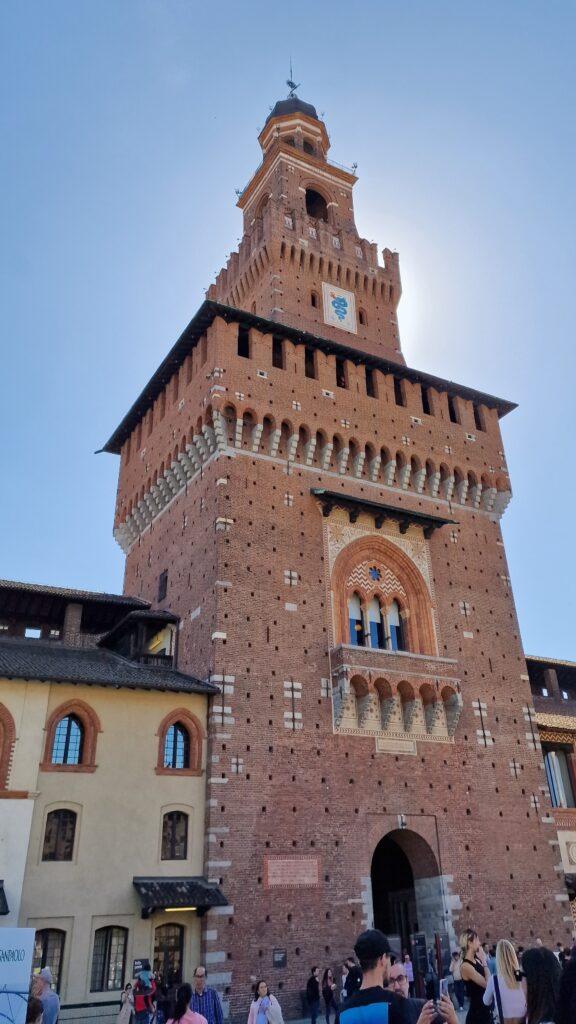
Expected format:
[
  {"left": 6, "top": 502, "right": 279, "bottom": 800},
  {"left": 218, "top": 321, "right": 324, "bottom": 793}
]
[
  {"left": 284, "top": 215, "right": 293, "bottom": 229},
  {"left": 25, "top": 627, "right": 42, "bottom": 639}
]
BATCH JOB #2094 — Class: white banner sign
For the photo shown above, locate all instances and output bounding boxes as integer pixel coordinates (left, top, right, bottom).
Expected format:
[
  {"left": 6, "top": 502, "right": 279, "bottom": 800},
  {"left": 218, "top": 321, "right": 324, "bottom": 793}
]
[
  {"left": 0, "top": 928, "right": 35, "bottom": 1024},
  {"left": 322, "top": 282, "right": 357, "bottom": 334}
]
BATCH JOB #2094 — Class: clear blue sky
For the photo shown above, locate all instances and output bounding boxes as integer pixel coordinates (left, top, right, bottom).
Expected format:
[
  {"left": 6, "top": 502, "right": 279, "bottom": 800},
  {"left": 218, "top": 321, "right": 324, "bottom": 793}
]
[{"left": 1, "top": 1, "right": 575, "bottom": 658}]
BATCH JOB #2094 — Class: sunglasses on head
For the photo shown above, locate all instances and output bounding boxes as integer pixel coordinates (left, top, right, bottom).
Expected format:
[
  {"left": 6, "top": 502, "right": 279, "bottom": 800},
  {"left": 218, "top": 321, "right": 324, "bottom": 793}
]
[{"left": 514, "top": 970, "right": 526, "bottom": 982}]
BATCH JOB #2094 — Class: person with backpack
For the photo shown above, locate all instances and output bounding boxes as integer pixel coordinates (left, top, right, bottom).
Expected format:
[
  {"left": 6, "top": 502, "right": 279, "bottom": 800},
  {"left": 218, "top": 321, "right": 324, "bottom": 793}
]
[{"left": 134, "top": 971, "right": 157, "bottom": 1024}]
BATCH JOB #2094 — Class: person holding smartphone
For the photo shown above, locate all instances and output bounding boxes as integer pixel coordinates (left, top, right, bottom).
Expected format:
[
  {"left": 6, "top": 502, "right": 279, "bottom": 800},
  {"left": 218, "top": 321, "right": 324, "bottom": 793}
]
[{"left": 460, "top": 930, "right": 492, "bottom": 1024}]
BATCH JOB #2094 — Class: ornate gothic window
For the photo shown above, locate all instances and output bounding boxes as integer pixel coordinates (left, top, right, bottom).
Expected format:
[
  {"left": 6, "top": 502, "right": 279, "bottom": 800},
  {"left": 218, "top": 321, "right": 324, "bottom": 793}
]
[{"left": 333, "top": 536, "right": 437, "bottom": 657}]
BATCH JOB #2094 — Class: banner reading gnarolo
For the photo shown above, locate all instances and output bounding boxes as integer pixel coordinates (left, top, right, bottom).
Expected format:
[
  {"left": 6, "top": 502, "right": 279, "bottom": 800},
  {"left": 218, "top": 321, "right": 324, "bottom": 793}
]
[{"left": 0, "top": 929, "right": 35, "bottom": 1024}]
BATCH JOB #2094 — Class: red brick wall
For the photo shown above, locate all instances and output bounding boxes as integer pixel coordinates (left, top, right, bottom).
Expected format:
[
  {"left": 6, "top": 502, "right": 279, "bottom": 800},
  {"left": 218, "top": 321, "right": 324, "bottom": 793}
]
[{"left": 111, "top": 107, "right": 570, "bottom": 1022}]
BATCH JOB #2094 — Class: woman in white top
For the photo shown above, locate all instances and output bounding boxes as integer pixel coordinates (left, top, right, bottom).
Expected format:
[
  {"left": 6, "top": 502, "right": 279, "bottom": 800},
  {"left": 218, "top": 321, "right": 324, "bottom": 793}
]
[{"left": 483, "top": 940, "right": 526, "bottom": 1024}]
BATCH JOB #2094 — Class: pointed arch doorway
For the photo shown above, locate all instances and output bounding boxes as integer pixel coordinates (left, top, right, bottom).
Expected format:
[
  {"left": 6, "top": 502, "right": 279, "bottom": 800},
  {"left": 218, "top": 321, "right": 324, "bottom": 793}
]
[{"left": 371, "top": 829, "right": 445, "bottom": 951}]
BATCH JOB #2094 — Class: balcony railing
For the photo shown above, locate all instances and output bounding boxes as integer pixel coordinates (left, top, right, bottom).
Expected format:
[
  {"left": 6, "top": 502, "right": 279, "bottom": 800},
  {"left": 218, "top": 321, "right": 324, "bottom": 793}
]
[
  {"left": 329, "top": 644, "right": 462, "bottom": 753},
  {"left": 138, "top": 652, "right": 173, "bottom": 667}
]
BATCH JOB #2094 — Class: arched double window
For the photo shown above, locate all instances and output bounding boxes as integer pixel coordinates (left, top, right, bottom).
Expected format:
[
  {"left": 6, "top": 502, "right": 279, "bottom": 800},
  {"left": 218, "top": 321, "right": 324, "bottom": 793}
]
[
  {"left": 164, "top": 724, "right": 190, "bottom": 769},
  {"left": 41, "top": 701, "right": 101, "bottom": 773},
  {"left": 90, "top": 926, "right": 128, "bottom": 991},
  {"left": 51, "top": 716, "right": 83, "bottom": 765},
  {"left": 33, "top": 929, "right": 65, "bottom": 992},
  {"left": 42, "top": 809, "right": 77, "bottom": 861},
  {"left": 156, "top": 710, "right": 203, "bottom": 776}
]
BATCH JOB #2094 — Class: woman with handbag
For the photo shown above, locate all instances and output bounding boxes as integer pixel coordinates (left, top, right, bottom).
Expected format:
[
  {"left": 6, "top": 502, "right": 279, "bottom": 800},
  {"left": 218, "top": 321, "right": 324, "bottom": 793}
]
[
  {"left": 247, "top": 981, "right": 284, "bottom": 1024},
  {"left": 483, "top": 940, "right": 526, "bottom": 1024}
]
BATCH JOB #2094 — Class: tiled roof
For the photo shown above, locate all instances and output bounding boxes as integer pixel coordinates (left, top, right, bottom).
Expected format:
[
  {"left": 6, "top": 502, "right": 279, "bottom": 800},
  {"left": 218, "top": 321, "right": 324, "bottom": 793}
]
[
  {"left": 535, "top": 711, "right": 576, "bottom": 732},
  {"left": 133, "top": 877, "right": 228, "bottom": 912},
  {"left": 0, "top": 638, "right": 217, "bottom": 695},
  {"left": 0, "top": 578, "right": 148, "bottom": 608},
  {"left": 527, "top": 654, "right": 576, "bottom": 670}
]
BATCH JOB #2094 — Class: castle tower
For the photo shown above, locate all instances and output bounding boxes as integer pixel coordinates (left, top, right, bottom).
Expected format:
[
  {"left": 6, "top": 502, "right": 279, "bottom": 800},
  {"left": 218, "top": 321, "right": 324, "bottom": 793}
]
[
  {"left": 104, "top": 92, "right": 572, "bottom": 1020},
  {"left": 207, "top": 96, "right": 403, "bottom": 361}
]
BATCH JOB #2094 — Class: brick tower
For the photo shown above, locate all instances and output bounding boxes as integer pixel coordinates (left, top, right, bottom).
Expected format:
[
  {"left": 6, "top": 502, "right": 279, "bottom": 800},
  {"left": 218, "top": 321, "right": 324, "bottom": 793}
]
[{"left": 104, "top": 93, "right": 572, "bottom": 1019}]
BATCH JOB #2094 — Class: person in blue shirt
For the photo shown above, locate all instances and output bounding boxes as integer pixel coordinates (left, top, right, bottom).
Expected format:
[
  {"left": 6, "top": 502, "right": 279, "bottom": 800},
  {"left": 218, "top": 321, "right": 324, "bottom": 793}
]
[{"left": 190, "top": 965, "right": 224, "bottom": 1024}]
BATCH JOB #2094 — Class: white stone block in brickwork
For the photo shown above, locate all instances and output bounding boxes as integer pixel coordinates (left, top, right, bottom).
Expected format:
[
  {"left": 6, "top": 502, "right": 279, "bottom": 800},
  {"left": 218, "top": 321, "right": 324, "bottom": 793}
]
[
  {"left": 206, "top": 951, "right": 227, "bottom": 964},
  {"left": 284, "top": 602, "right": 297, "bottom": 612}
]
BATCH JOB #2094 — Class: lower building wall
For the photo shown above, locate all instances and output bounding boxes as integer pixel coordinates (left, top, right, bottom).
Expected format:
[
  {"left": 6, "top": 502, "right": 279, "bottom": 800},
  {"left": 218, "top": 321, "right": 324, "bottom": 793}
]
[
  {"left": 25, "top": 909, "right": 200, "bottom": 1010},
  {"left": 0, "top": 795, "right": 34, "bottom": 925}
]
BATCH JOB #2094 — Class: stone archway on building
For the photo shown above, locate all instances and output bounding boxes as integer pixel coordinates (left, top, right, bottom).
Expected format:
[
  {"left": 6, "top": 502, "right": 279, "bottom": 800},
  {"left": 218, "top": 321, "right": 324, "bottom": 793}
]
[{"left": 371, "top": 828, "right": 446, "bottom": 952}]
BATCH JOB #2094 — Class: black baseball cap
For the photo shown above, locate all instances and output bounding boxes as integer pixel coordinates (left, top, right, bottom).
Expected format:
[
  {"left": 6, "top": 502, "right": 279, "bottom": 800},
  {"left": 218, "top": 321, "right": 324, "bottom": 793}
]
[{"left": 354, "top": 929, "right": 392, "bottom": 960}]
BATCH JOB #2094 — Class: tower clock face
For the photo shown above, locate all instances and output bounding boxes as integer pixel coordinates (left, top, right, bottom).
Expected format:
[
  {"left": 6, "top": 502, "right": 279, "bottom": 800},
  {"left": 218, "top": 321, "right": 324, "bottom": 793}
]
[{"left": 322, "top": 282, "right": 357, "bottom": 334}]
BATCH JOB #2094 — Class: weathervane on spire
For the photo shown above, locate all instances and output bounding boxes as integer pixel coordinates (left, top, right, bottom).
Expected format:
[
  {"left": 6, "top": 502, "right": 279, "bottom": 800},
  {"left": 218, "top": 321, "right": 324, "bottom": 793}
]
[{"left": 286, "top": 58, "right": 300, "bottom": 98}]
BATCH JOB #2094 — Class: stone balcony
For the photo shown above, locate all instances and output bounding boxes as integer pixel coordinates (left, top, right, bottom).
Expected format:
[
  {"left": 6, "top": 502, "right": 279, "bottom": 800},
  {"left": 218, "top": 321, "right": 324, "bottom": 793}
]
[{"left": 329, "top": 644, "right": 462, "bottom": 754}]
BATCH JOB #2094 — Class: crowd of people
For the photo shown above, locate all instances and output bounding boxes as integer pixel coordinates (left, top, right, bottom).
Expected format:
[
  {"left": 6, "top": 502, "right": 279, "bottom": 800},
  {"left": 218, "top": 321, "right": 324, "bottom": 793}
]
[{"left": 22, "top": 928, "right": 576, "bottom": 1024}]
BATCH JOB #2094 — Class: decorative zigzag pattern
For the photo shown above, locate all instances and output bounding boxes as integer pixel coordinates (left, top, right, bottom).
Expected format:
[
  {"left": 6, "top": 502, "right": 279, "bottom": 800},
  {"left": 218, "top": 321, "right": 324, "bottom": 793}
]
[{"left": 346, "top": 561, "right": 406, "bottom": 598}]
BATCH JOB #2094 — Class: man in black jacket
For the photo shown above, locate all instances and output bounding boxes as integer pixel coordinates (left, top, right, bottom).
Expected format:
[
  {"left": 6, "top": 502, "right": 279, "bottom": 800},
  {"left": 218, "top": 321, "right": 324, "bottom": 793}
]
[{"left": 306, "top": 966, "right": 321, "bottom": 1024}]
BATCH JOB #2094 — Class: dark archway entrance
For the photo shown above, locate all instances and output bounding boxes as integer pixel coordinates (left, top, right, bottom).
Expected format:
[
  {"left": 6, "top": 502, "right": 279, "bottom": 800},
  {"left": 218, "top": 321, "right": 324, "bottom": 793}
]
[{"left": 371, "top": 829, "right": 443, "bottom": 952}]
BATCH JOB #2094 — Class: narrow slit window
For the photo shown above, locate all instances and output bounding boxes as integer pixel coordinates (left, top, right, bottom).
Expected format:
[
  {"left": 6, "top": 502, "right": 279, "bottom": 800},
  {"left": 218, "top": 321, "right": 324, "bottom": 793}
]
[
  {"left": 365, "top": 367, "right": 376, "bottom": 398},
  {"left": 158, "top": 570, "right": 168, "bottom": 602},
  {"left": 272, "top": 337, "right": 284, "bottom": 369},
  {"left": 237, "top": 326, "right": 250, "bottom": 358},
  {"left": 335, "top": 357, "right": 347, "bottom": 389},
  {"left": 448, "top": 395, "right": 459, "bottom": 423},
  {"left": 473, "top": 403, "right": 485, "bottom": 431},
  {"left": 393, "top": 377, "right": 405, "bottom": 407},
  {"left": 305, "top": 347, "right": 317, "bottom": 379},
  {"left": 421, "top": 385, "right": 432, "bottom": 415}
]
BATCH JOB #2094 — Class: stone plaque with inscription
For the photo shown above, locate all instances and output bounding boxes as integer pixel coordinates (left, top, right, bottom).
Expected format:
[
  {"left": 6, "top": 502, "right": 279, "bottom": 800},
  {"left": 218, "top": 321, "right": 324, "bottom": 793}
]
[{"left": 264, "top": 855, "right": 320, "bottom": 888}]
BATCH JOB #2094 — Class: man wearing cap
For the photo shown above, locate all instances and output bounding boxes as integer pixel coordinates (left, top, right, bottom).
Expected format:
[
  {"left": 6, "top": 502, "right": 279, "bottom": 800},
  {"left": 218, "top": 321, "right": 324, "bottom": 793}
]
[
  {"left": 340, "top": 930, "right": 435, "bottom": 1024},
  {"left": 37, "top": 967, "right": 60, "bottom": 1024}
]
